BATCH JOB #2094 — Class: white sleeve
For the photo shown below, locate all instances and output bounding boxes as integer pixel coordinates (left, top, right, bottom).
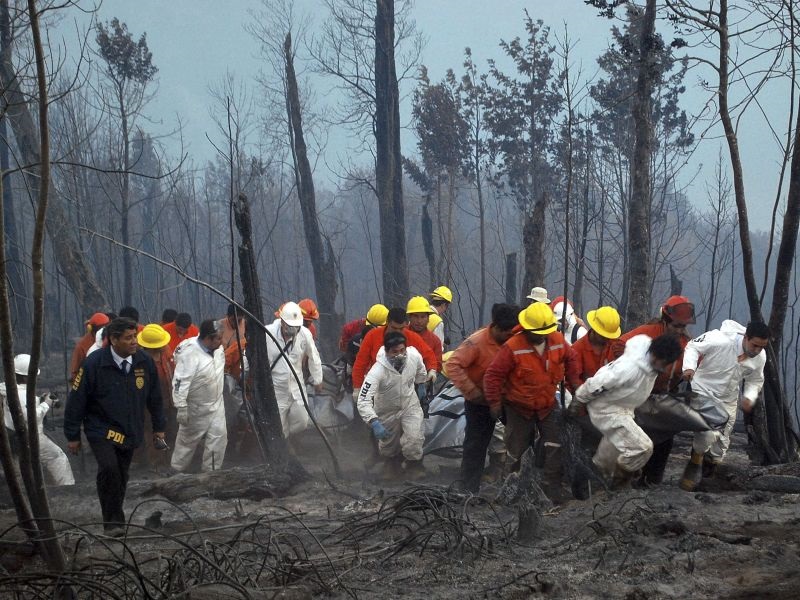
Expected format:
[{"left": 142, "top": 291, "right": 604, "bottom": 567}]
[
  {"left": 414, "top": 352, "right": 427, "bottom": 384},
  {"left": 357, "top": 364, "right": 382, "bottom": 423},
  {"left": 683, "top": 331, "right": 718, "bottom": 371},
  {"left": 36, "top": 400, "right": 50, "bottom": 423},
  {"left": 304, "top": 330, "right": 323, "bottom": 385},
  {"left": 575, "top": 362, "right": 626, "bottom": 404},
  {"left": 742, "top": 359, "right": 766, "bottom": 404},
  {"left": 171, "top": 348, "right": 197, "bottom": 409}
]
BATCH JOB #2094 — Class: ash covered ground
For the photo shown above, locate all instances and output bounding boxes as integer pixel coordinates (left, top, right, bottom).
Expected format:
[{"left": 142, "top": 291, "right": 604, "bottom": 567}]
[{"left": 1, "top": 399, "right": 800, "bottom": 599}]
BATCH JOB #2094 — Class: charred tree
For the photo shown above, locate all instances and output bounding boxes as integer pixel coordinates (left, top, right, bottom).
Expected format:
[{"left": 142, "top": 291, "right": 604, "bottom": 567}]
[
  {"left": 283, "top": 32, "right": 340, "bottom": 358},
  {"left": 0, "top": 0, "right": 108, "bottom": 312},
  {"left": 233, "top": 192, "right": 291, "bottom": 467},
  {"left": 626, "top": 0, "right": 657, "bottom": 327},
  {"left": 522, "top": 193, "right": 549, "bottom": 297},
  {"left": 374, "top": 0, "right": 409, "bottom": 305}
]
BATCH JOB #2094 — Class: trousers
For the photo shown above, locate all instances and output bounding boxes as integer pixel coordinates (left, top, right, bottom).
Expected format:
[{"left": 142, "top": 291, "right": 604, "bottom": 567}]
[
  {"left": 504, "top": 404, "right": 562, "bottom": 485},
  {"left": 89, "top": 439, "right": 134, "bottom": 529},
  {"left": 460, "top": 401, "right": 496, "bottom": 491}
]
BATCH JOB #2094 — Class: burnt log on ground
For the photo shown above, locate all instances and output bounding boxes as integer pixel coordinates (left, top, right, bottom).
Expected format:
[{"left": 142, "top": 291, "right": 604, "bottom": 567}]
[
  {"left": 699, "top": 461, "right": 800, "bottom": 494},
  {"left": 140, "top": 465, "right": 306, "bottom": 503}
]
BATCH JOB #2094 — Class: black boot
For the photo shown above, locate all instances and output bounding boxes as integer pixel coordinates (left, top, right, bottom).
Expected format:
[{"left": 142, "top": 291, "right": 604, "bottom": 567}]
[
  {"left": 640, "top": 436, "right": 673, "bottom": 485},
  {"left": 679, "top": 451, "right": 704, "bottom": 492},
  {"left": 702, "top": 455, "right": 719, "bottom": 479}
]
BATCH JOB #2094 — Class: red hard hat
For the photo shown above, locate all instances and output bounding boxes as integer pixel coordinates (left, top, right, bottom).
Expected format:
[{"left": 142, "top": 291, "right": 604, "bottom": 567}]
[
  {"left": 298, "top": 298, "right": 320, "bottom": 321},
  {"left": 661, "top": 295, "right": 695, "bottom": 325},
  {"left": 87, "top": 312, "right": 110, "bottom": 327}
]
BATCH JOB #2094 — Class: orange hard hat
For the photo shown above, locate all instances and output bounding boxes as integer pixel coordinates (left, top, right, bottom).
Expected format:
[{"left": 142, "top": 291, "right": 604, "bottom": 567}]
[
  {"left": 298, "top": 298, "right": 320, "bottom": 321},
  {"left": 661, "top": 295, "right": 696, "bottom": 325}
]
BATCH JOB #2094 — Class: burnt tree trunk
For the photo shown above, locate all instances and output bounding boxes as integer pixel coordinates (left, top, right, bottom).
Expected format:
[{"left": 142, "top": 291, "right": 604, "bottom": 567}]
[
  {"left": 0, "top": 0, "right": 108, "bottom": 312},
  {"left": 422, "top": 198, "right": 436, "bottom": 290},
  {"left": 233, "top": 192, "right": 291, "bottom": 467},
  {"left": 505, "top": 252, "right": 517, "bottom": 305},
  {"left": 521, "top": 193, "right": 548, "bottom": 299},
  {"left": 626, "top": 0, "right": 656, "bottom": 327},
  {"left": 284, "top": 32, "right": 340, "bottom": 358},
  {"left": 0, "top": 118, "right": 29, "bottom": 345},
  {"left": 374, "top": 0, "right": 409, "bottom": 306}
]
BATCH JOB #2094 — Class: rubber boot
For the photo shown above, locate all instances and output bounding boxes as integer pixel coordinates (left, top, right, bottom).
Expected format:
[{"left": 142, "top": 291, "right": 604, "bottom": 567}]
[
  {"left": 481, "top": 453, "right": 506, "bottom": 484},
  {"left": 679, "top": 451, "right": 704, "bottom": 491},
  {"left": 639, "top": 436, "right": 673, "bottom": 486},
  {"left": 380, "top": 456, "right": 403, "bottom": 480},
  {"left": 404, "top": 459, "right": 426, "bottom": 481},
  {"left": 610, "top": 467, "right": 638, "bottom": 491},
  {"left": 702, "top": 455, "right": 719, "bottom": 479}
]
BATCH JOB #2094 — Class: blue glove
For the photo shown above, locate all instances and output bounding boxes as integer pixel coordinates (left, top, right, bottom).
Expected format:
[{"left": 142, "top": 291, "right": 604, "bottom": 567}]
[{"left": 371, "top": 420, "right": 389, "bottom": 440}]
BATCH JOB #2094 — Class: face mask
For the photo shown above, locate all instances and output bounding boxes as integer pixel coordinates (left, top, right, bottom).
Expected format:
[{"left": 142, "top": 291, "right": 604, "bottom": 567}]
[
  {"left": 390, "top": 353, "right": 407, "bottom": 372},
  {"left": 283, "top": 325, "right": 300, "bottom": 338},
  {"left": 744, "top": 345, "right": 762, "bottom": 358}
]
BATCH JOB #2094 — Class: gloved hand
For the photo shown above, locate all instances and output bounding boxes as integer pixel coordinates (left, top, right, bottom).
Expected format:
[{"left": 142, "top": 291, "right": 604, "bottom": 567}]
[
  {"left": 566, "top": 399, "right": 587, "bottom": 418},
  {"left": 176, "top": 407, "right": 189, "bottom": 427},
  {"left": 426, "top": 369, "right": 437, "bottom": 383},
  {"left": 370, "top": 419, "right": 389, "bottom": 440}
]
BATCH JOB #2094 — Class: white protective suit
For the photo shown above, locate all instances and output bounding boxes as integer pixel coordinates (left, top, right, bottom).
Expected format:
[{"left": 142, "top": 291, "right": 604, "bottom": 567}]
[
  {"left": 357, "top": 346, "right": 428, "bottom": 461},
  {"left": 575, "top": 334, "right": 657, "bottom": 476},
  {"left": 266, "top": 319, "right": 323, "bottom": 437},
  {"left": 684, "top": 320, "right": 766, "bottom": 460},
  {"left": 2, "top": 383, "right": 74, "bottom": 485},
  {"left": 171, "top": 338, "right": 226, "bottom": 472}
]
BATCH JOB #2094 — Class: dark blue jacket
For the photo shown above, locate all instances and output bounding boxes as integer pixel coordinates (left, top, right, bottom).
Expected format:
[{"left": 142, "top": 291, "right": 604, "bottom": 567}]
[{"left": 65, "top": 346, "right": 166, "bottom": 448}]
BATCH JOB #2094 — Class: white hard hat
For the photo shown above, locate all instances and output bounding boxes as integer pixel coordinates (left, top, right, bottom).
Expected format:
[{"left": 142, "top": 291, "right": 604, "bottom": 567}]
[
  {"left": 13, "top": 354, "right": 40, "bottom": 376},
  {"left": 552, "top": 301, "right": 575, "bottom": 320},
  {"left": 279, "top": 301, "right": 304, "bottom": 327}
]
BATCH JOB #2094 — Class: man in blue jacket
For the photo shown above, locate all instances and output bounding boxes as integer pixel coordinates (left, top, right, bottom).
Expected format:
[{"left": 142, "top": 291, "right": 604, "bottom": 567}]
[{"left": 65, "top": 317, "right": 166, "bottom": 536}]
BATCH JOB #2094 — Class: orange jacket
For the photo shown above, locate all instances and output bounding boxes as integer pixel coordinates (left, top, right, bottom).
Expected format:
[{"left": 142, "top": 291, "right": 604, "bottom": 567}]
[
  {"left": 609, "top": 320, "right": 688, "bottom": 393},
  {"left": 163, "top": 322, "right": 200, "bottom": 353},
  {"left": 352, "top": 326, "right": 438, "bottom": 388},
  {"left": 413, "top": 327, "right": 443, "bottom": 371},
  {"left": 218, "top": 316, "right": 246, "bottom": 377},
  {"left": 339, "top": 318, "right": 366, "bottom": 353},
  {"left": 484, "top": 331, "right": 580, "bottom": 419},
  {"left": 69, "top": 332, "right": 95, "bottom": 382},
  {"left": 446, "top": 327, "right": 500, "bottom": 404},
  {"left": 154, "top": 346, "right": 175, "bottom": 408},
  {"left": 572, "top": 335, "right": 615, "bottom": 383}
]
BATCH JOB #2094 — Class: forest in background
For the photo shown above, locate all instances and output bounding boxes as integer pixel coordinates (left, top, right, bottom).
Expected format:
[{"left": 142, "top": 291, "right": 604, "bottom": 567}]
[{"left": 0, "top": 1, "right": 798, "bottom": 451}]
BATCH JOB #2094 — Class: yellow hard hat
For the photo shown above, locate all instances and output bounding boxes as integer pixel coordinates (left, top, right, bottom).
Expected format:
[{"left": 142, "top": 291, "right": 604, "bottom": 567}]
[
  {"left": 427, "top": 313, "right": 443, "bottom": 332},
  {"left": 365, "top": 303, "right": 389, "bottom": 326},
  {"left": 518, "top": 302, "right": 558, "bottom": 334},
  {"left": 407, "top": 296, "right": 436, "bottom": 315},
  {"left": 430, "top": 286, "right": 453, "bottom": 303},
  {"left": 586, "top": 306, "right": 622, "bottom": 339},
  {"left": 441, "top": 350, "right": 454, "bottom": 378},
  {"left": 137, "top": 323, "right": 171, "bottom": 349}
]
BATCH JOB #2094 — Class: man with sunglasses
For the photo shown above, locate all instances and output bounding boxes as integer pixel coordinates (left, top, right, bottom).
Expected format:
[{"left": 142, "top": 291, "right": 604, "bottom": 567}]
[
  {"left": 678, "top": 320, "right": 768, "bottom": 491},
  {"left": 610, "top": 295, "right": 696, "bottom": 485}
]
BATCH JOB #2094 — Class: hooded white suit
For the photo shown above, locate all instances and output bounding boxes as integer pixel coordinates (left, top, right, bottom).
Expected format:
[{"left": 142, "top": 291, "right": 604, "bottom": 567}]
[
  {"left": 683, "top": 320, "right": 766, "bottom": 460},
  {"left": 357, "top": 346, "right": 427, "bottom": 460},
  {"left": 266, "top": 319, "right": 323, "bottom": 437},
  {"left": 171, "top": 338, "right": 226, "bottom": 472},
  {"left": 2, "top": 383, "right": 74, "bottom": 485},
  {"left": 575, "top": 334, "right": 658, "bottom": 476}
]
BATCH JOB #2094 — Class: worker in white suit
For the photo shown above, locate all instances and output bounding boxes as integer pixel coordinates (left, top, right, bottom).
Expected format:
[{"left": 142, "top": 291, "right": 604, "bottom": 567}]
[
  {"left": 171, "top": 320, "right": 226, "bottom": 472},
  {"left": 570, "top": 334, "right": 683, "bottom": 488},
  {"left": 2, "top": 354, "right": 74, "bottom": 486},
  {"left": 678, "top": 320, "right": 768, "bottom": 491},
  {"left": 357, "top": 331, "right": 429, "bottom": 478},
  {"left": 266, "top": 301, "right": 323, "bottom": 438}
]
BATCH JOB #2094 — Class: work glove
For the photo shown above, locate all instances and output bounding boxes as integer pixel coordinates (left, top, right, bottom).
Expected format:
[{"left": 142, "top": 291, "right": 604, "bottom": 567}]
[
  {"left": 426, "top": 369, "right": 437, "bottom": 383},
  {"left": 565, "top": 399, "right": 587, "bottom": 418},
  {"left": 176, "top": 407, "right": 189, "bottom": 427},
  {"left": 370, "top": 420, "right": 389, "bottom": 440}
]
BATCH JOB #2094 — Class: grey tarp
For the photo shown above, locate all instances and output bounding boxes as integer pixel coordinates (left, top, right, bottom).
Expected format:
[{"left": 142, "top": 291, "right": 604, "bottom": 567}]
[{"left": 423, "top": 382, "right": 466, "bottom": 456}]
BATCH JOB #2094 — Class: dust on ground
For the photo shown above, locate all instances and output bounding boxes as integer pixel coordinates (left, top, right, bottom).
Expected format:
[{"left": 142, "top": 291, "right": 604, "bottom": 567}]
[{"left": 2, "top": 403, "right": 800, "bottom": 599}]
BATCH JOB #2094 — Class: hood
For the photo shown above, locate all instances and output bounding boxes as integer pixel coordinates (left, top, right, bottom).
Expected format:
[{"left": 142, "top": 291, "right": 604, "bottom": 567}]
[
  {"left": 376, "top": 347, "right": 397, "bottom": 371},
  {"left": 720, "top": 319, "right": 746, "bottom": 337},
  {"left": 624, "top": 334, "right": 654, "bottom": 372}
]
